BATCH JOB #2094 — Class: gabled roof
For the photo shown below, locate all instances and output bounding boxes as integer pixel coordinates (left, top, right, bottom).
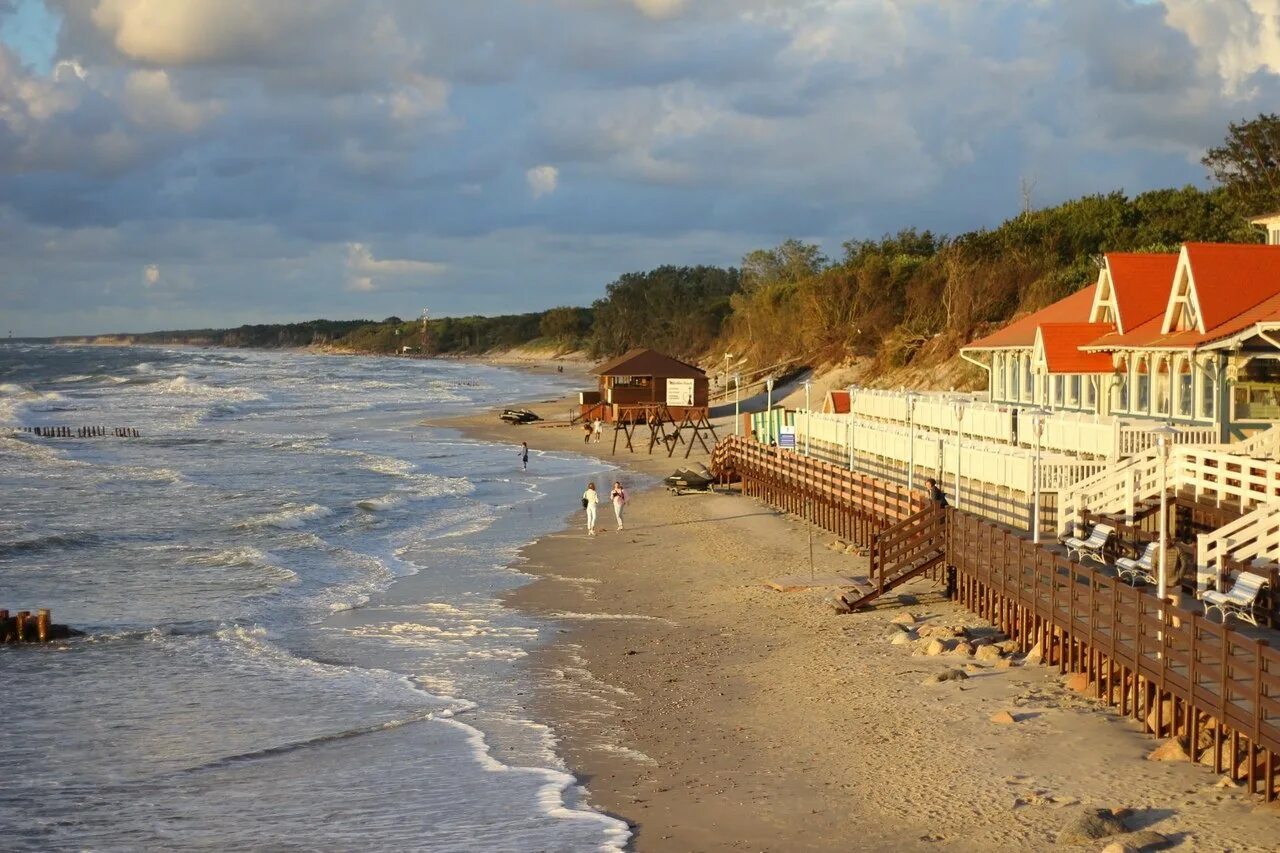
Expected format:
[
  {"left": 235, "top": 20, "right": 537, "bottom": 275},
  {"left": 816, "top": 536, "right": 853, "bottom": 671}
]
[
  {"left": 1180, "top": 243, "right": 1280, "bottom": 331},
  {"left": 1085, "top": 290, "right": 1280, "bottom": 351},
  {"left": 824, "top": 389, "right": 851, "bottom": 414},
  {"left": 1035, "top": 323, "right": 1116, "bottom": 373},
  {"left": 589, "top": 347, "right": 706, "bottom": 379},
  {"left": 1105, "top": 253, "right": 1178, "bottom": 333},
  {"left": 962, "top": 284, "right": 1096, "bottom": 350}
]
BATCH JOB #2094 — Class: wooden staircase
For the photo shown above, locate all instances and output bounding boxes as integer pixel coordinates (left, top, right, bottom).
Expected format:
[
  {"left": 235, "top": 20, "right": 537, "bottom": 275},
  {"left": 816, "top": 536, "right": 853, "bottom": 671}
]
[{"left": 837, "top": 505, "right": 947, "bottom": 611}]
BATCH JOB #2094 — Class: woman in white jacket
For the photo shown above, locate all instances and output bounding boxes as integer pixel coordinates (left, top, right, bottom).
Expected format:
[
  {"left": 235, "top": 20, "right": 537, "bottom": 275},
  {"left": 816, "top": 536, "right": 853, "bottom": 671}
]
[{"left": 582, "top": 482, "right": 599, "bottom": 536}]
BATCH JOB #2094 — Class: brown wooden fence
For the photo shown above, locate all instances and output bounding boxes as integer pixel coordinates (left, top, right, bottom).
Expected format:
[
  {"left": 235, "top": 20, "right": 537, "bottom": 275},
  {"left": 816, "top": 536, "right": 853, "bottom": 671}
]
[
  {"left": 716, "top": 435, "right": 924, "bottom": 548},
  {"left": 950, "top": 510, "right": 1280, "bottom": 801},
  {"left": 716, "top": 436, "right": 1280, "bottom": 801}
]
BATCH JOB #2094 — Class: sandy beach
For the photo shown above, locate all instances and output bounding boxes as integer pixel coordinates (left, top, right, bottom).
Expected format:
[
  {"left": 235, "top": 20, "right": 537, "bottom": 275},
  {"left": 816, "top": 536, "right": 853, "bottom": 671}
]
[{"left": 436, "top": 379, "right": 1279, "bottom": 852}]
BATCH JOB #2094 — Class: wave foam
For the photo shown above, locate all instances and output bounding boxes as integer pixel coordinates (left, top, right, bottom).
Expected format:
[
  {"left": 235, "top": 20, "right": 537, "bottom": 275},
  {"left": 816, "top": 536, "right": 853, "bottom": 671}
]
[{"left": 235, "top": 503, "right": 333, "bottom": 530}]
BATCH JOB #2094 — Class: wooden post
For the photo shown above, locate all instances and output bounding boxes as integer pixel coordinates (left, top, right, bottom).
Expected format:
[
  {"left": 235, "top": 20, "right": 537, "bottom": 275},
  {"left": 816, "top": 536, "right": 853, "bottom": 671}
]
[
  {"left": 15, "top": 610, "right": 29, "bottom": 642},
  {"left": 37, "top": 609, "right": 50, "bottom": 642}
]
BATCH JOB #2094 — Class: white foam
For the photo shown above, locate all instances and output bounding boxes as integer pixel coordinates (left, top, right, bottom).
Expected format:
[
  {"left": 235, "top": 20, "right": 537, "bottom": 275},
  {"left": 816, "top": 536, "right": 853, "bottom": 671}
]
[
  {"left": 235, "top": 503, "right": 333, "bottom": 530},
  {"left": 547, "top": 611, "right": 676, "bottom": 625},
  {"left": 438, "top": 716, "right": 630, "bottom": 852}
]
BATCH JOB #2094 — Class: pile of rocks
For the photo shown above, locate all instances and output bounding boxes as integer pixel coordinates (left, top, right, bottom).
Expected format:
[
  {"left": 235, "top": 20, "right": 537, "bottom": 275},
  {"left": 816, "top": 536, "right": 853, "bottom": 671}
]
[{"left": 883, "top": 612, "right": 1022, "bottom": 670}]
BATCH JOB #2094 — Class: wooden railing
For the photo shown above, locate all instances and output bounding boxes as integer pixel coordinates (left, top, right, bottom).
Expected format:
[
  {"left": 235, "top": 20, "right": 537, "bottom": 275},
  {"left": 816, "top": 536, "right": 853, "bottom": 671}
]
[
  {"left": 714, "top": 435, "right": 923, "bottom": 547},
  {"left": 949, "top": 511, "right": 1280, "bottom": 801},
  {"left": 868, "top": 505, "right": 947, "bottom": 596}
]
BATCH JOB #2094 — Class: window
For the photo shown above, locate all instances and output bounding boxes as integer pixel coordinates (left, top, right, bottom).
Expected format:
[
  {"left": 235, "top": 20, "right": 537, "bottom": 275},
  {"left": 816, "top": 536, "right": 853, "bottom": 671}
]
[
  {"left": 1200, "top": 362, "right": 1215, "bottom": 420},
  {"left": 1155, "top": 357, "right": 1171, "bottom": 416},
  {"left": 1085, "top": 376, "right": 1096, "bottom": 410},
  {"left": 993, "top": 355, "right": 1004, "bottom": 401},
  {"left": 1116, "top": 358, "right": 1129, "bottom": 411},
  {"left": 1009, "top": 355, "right": 1020, "bottom": 401},
  {"left": 1177, "top": 358, "right": 1193, "bottom": 418},
  {"left": 1069, "top": 375, "right": 1081, "bottom": 407},
  {"left": 1053, "top": 375, "right": 1064, "bottom": 407},
  {"left": 1023, "top": 358, "right": 1033, "bottom": 397},
  {"left": 1136, "top": 357, "right": 1150, "bottom": 413}
]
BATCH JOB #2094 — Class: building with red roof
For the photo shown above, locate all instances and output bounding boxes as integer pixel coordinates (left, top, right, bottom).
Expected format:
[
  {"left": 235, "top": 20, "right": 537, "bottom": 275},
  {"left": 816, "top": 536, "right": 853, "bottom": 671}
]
[{"left": 961, "top": 240, "right": 1280, "bottom": 438}]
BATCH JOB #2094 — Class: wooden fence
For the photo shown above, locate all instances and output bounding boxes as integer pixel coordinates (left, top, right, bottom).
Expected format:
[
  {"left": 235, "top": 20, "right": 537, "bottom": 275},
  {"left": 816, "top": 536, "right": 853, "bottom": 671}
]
[
  {"left": 716, "top": 435, "right": 1280, "bottom": 801},
  {"left": 950, "top": 511, "right": 1280, "bottom": 801}
]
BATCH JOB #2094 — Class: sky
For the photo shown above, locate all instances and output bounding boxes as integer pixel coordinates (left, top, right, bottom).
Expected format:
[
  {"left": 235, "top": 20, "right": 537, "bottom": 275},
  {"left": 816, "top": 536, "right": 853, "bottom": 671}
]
[{"left": 3, "top": 1, "right": 1280, "bottom": 336}]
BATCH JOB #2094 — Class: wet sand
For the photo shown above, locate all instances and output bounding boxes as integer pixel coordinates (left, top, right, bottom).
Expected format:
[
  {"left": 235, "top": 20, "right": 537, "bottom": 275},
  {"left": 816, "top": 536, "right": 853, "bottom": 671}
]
[{"left": 436, "top": 387, "right": 1278, "bottom": 852}]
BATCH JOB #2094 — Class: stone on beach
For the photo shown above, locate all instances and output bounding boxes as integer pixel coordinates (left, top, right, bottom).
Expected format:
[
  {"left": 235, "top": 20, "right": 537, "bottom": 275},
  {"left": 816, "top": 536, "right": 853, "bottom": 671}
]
[
  {"left": 974, "top": 644, "right": 1003, "bottom": 663},
  {"left": 989, "top": 710, "right": 1017, "bottom": 725},
  {"left": 1054, "top": 806, "right": 1130, "bottom": 844},
  {"left": 890, "top": 612, "right": 919, "bottom": 625},
  {"left": 890, "top": 631, "right": 914, "bottom": 646},
  {"left": 923, "top": 638, "right": 948, "bottom": 656},
  {"left": 922, "top": 668, "right": 968, "bottom": 685},
  {"left": 1024, "top": 640, "right": 1044, "bottom": 665},
  {"left": 1147, "top": 739, "right": 1191, "bottom": 762}
]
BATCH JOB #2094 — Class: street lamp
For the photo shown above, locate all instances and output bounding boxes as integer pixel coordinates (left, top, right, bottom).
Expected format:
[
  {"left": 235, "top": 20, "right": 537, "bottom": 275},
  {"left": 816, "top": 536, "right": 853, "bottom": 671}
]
[
  {"left": 803, "top": 379, "right": 812, "bottom": 457},
  {"left": 723, "top": 352, "right": 733, "bottom": 393},
  {"left": 952, "top": 399, "right": 966, "bottom": 509},
  {"left": 765, "top": 375, "right": 776, "bottom": 444},
  {"left": 1025, "top": 407, "right": 1049, "bottom": 543},
  {"left": 733, "top": 372, "right": 742, "bottom": 436},
  {"left": 906, "top": 392, "right": 918, "bottom": 494},
  {"left": 847, "top": 384, "right": 858, "bottom": 472},
  {"left": 1152, "top": 422, "right": 1180, "bottom": 605}
]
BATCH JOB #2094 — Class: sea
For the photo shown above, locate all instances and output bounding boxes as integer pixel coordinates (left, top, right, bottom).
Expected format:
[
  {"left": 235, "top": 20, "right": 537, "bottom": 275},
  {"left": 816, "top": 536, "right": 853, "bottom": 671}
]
[{"left": 0, "top": 343, "right": 629, "bottom": 852}]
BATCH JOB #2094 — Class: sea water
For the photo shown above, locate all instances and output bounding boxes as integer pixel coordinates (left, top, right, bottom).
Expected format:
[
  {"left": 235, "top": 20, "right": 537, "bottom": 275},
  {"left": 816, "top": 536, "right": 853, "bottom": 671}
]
[{"left": 0, "top": 344, "right": 628, "bottom": 852}]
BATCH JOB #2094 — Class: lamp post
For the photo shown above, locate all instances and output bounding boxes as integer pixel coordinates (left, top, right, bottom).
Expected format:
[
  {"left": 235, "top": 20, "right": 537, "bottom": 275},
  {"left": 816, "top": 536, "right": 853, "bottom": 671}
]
[
  {"left": 723, "top": 351, "right": 733, "bottom": 395},
  {"left": 765, "top": 375, "right": 776, "bottom": 444},
  {"left": 906, "top": 392, "right": 918, "bottom": 495},
  {"left": 1025, "top": 407, "right": 1048, "bottom": 543},
  {"left": 803, "top": 379, "right": 812, "bottom": 457},
  {"left": 1152, "top": 422, "right": 1179, "bottom": 605},
  {"left": 847, "top": 384, "right": 858, "bottom": 472},
  {"left": 952, "top": 399, "right": 966, "bottom": 509},
  {"left": 733, "top": 372, "right": 742, "bottom": 436}
]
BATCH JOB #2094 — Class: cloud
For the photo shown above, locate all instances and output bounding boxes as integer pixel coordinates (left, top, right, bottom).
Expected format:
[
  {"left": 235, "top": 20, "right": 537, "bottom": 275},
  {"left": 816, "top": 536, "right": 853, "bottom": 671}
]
[
  {"left": 123, "top": 69, "right": 220, "bottom": 132},
  {"left": 632, "top": 0, "right": 686, "bottom": 20},
  {"left": 143, "top": 262, "right": 158, "bottom": 286},
  {"left": 526, "top": 164, "right": 559, "bottom": 198},
  {"left": 344, "top": 241, "right": 446, "bottom": 292}
]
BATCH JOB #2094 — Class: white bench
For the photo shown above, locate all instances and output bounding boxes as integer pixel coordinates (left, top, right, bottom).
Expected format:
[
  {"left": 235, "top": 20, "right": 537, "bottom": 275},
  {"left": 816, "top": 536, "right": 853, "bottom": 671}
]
[
  {"left": 1116, "top": 541, "right": 1162, "bottom": 586},
  {"left": 1202, "top": 572, "right": 1269, "bottom": 627},
  {"left": 1063, "top": 523, "right": 1114, "bottom": 565}
]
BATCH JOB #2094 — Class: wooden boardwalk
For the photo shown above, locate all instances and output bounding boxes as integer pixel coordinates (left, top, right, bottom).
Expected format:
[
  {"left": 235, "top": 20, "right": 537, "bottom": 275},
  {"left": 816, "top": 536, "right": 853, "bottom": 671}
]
[{"left": 715, "top": 436, "right": 1280, "bottom": 802}]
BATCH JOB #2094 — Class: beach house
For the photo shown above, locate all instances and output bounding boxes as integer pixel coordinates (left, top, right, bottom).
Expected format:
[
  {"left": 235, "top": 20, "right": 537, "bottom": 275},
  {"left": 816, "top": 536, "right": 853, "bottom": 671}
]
[
  {"left": 578, "top": 348, "right": 709, "bottom": 423},
  {"left": 962, "top": 240, "right": 1280, "bottom": 441}
]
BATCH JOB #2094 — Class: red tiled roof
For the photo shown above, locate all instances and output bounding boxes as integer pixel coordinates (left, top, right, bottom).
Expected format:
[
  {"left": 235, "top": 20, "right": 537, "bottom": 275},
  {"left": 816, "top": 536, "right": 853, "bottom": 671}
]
[
  {"left": 824, "top": 390, "right": 851, "bottom": 414},
  {"left": 963, "top": 284, "right": 1096, "bottom": 350},
  {"left": 1183, "top": 243, "right": 1280, "bottom": 331},
  {"left": 1085, "top": 289, "right": 1280, "bottom": 350},
  {"left": 1105, "top": 253, "right": 1178, "bottom": 333},
  {"left": 1037, "top": 323, "right": 1116, "bottom": 373}
]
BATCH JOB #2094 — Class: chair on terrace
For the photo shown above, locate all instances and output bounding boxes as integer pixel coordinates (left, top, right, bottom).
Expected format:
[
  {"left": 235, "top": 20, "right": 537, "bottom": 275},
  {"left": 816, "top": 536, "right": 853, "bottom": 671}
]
[
  {"left": 1116, "top": 541, "right": 1161, "bottom": 586},
  {"left": 1202, "top": 572, "right": 1269, "bottom": 627},
  {"left": 1062, "top": 523, "right": 1114, "bottom": 565}
]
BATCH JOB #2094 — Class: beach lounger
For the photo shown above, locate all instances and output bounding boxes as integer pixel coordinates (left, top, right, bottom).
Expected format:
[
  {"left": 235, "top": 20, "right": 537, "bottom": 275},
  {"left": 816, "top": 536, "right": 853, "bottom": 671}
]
[
  {"left": 1116, "top": 541, "right": 1161, "bottom": 586},
  {"left": 1062, "top": 523, "right": 1114, "bottom": 564},
  {"left": 1202, "top": 571, "right": 1269, "bottom": 627}
]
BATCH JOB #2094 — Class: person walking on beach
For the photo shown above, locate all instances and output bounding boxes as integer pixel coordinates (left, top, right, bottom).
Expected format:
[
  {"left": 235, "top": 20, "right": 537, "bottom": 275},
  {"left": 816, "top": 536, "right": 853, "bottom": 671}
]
[
  {"left": 583, "top": 481, "right": 599, "bottom": 536},
  {"left": 593, "top": 417, "right": 604, "bottom": 443},
  {"left": 519, "top": 441, "right": 529, "bottom": 471},
  {"left": 610, "top": 481, "right": 628, "bottom": 530},
  {"left": 582, "top": 422, "right": 592, "bottom": 444}
]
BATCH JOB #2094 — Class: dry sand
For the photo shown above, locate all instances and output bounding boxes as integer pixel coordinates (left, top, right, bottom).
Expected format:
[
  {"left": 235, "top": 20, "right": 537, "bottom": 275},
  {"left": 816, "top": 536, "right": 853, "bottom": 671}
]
[{"left": 436, "top": 382, "right": 1278, "bottom": 852}]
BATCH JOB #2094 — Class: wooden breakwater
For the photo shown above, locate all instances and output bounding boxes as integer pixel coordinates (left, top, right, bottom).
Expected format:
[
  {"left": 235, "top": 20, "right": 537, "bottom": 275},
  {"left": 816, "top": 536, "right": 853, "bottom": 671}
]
[
  {"left": 1, "top": 609, "right": 80, "bottom": 644},
  {"left": 715, "top": 436, "right": 1280, "bottom": 802},
  {"left": 19, "top": 426, "right": 140, "bottom": 438}
]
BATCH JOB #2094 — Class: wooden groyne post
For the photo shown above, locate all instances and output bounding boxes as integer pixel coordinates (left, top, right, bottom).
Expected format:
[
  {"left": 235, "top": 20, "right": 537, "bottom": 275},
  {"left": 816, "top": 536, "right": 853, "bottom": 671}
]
[{"left": 0, "top": 608, "right": 80, "bottom": 643}]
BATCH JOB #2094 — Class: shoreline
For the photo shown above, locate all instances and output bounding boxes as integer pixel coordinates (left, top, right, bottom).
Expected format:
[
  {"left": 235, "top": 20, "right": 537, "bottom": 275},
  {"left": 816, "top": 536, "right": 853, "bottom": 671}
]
[{"left": 438, "top": 382, "right": 1280, "bottom": 851}]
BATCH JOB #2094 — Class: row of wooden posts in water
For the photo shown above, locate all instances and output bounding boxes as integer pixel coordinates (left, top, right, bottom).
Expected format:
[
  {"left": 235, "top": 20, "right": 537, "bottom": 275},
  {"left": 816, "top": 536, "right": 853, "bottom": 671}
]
[
  {"left": 1, "top": 609, "right": 80, "bottom": 644},
  {"left": 19, "top": 426, "right": 140, "bottom": 438}
]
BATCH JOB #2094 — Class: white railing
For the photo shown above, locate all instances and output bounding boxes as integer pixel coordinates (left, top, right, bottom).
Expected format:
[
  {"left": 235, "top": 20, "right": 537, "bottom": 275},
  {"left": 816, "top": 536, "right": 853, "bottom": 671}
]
[
  {"left": 1058, "top": 447, "right": 1167, "bottom": 537},
  {"left": 1212, "top": 423, "right": 1280, "bottom": 460},
  {"left": 1176, "top": 446, "right": 1280, "bottom": 511},
  {"left": 1197, "top": 502, "right": 1280, "bottom": 591},
  {"left": 1120, "top": 423, "right": 1219, "bottom": 457}
]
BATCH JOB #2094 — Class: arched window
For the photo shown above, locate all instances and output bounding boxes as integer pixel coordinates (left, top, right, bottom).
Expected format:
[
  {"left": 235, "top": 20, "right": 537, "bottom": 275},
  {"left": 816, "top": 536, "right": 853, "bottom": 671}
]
[
  {"left": 1200, "top": 360, "right": 1216, "bottom": 420},
  {"left": 1116, "top": 357, "right": 1130, "bottom": 411},
  {"left": 1176, "top": 357, "right": 1193, "bottom": 418},
  {"left": 1053, "top": 374, "right": 1064, "bottom": 407},
  {"left": 1023, "top": 355, "right": 1033, "bottom": 398},
  {"left": 992, "top": 354, "right": 1004, "bottom": 401},
  {"left": 1135, "top": 356, "right": 1150, "bottom": 413},
  {"left": 1155, "top": 356, "right": 1171, "bottom": 416},
  {"left": 1069, "top": 375, "right": 1081, "bottom": 407},
  {"left": 1009, "top": 355, "right": 1020, "bottom": 401},
  {"left": 1085, "top": 375, "right": 1097, "bottom": 410}
]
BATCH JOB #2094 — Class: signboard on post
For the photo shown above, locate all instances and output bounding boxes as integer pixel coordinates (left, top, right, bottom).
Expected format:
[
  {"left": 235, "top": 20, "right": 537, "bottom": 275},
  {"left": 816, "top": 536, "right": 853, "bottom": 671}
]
[
  {"left": 666, "top": 377, "right": 695, "bottom": 407},
  {"left": 778, "top": 425, "right": 797, "bottom": 449}
]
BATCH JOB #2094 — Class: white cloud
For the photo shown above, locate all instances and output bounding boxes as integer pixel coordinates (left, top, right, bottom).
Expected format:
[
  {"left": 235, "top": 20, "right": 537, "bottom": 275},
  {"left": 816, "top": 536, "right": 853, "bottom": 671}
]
[
  {"left": 143, "top": 263, "right": 159, "bottom": 286},
  {"left": 344, "top": 242, "right": 446, "bottom": 292},
  {"left": 632, "top": 0, "right": 686, "bottom": 20},
  {"left": 526, "top": 164, "right": 559, "bottom": 198},
  {"left": 123, "top": 69, "right": 220, "bottom": 132},
  {"left": 1163, "top": 0, "right": 1280, "bottom": 95},
  {"left": 387, "top": 73, "right": 450, "bottom": 121}
]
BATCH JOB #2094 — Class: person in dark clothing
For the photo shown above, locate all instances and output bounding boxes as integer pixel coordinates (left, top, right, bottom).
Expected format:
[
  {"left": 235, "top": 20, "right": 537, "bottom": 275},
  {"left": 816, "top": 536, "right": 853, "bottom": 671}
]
[
  {"left": 519, "top": 441, "right": 529, "bottom": 471},
  {"left": 926, "top": 477, "right": 948, "bottom": 508}
]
